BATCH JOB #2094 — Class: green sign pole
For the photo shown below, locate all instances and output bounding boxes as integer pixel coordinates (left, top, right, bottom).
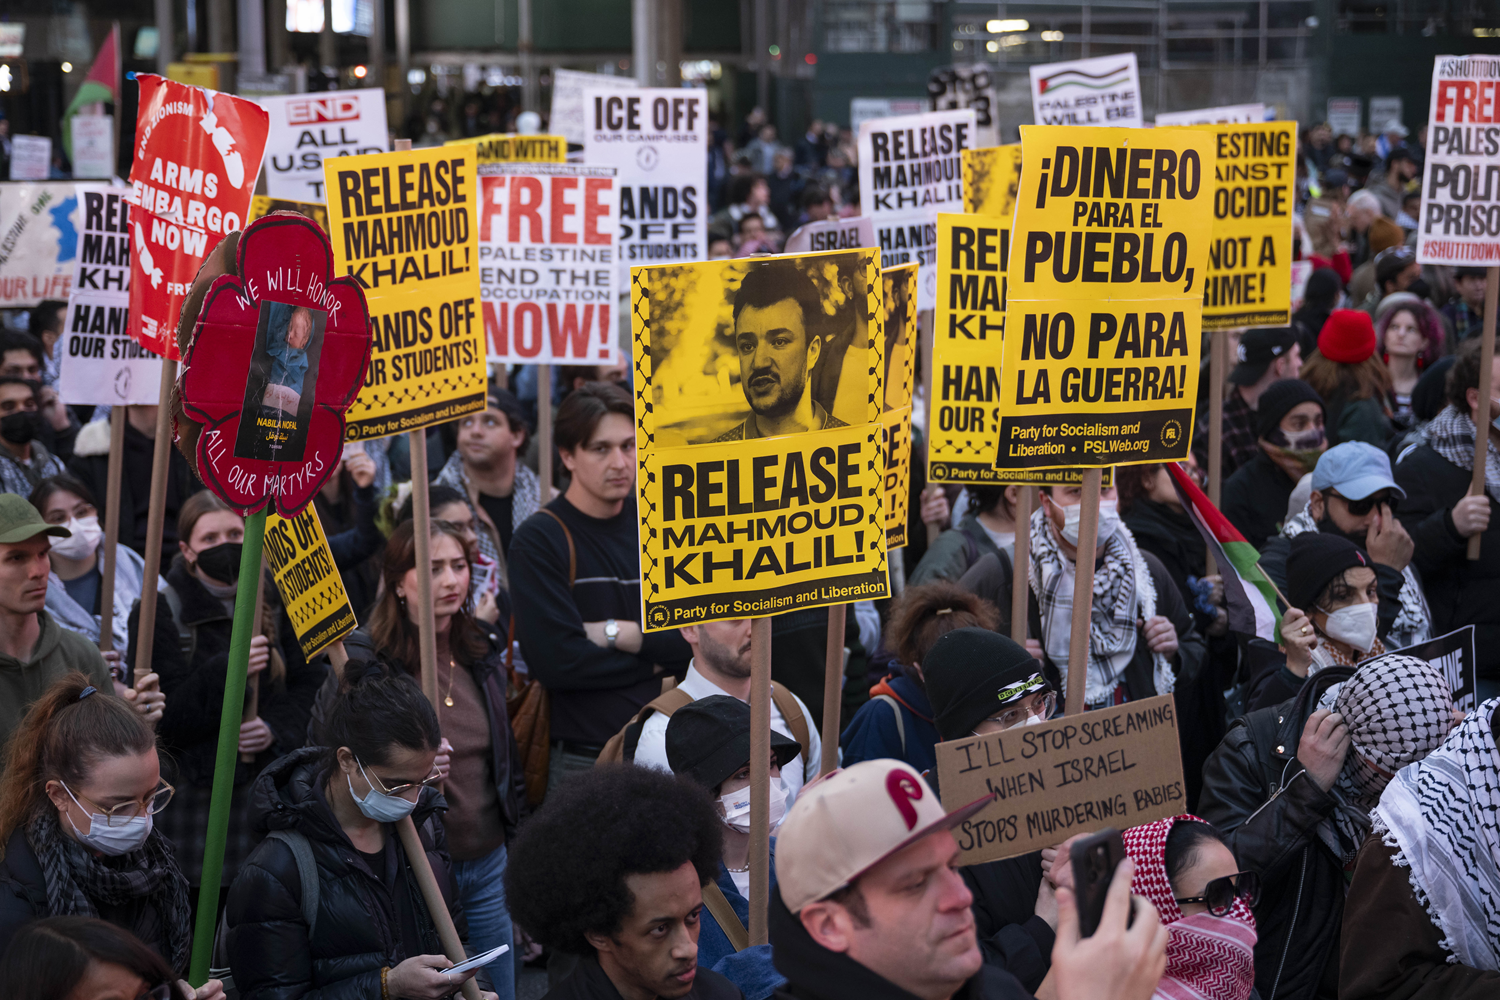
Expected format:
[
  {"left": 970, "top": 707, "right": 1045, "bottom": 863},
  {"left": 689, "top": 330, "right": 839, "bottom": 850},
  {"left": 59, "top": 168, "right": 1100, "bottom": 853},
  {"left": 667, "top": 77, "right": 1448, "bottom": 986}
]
[{"left": 188, "top": 508, "right": 268, "bottom": 986}]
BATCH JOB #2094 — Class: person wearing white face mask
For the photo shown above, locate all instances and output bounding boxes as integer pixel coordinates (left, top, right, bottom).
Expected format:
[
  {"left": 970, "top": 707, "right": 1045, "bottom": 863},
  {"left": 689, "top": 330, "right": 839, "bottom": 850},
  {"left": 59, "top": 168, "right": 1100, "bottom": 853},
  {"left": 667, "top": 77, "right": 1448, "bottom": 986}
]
[
  {"left": 1274, "top": 534, "right": 1385, "bottom": 700},
  {"left": 0, "top": 673, "right": 226, "bottom": 1000},
  {"left": 665, "top": 694, "right": 801, "bottom": 998}
]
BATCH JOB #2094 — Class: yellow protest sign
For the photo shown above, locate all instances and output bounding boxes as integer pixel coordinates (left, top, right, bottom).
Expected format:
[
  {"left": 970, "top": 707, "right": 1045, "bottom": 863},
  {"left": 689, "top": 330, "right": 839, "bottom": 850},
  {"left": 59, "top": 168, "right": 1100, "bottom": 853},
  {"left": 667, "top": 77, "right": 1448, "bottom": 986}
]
[
  {"left": 963, "top": 144, "right": 1023, "bottom": 220},
  {"left": 994, "top": 125, "right": 1214, "bottom": 471},
  {"left": 248, "top": 195, "right": 330, "bottom": 232},
  {"left": 1182, "top": 121, "right": 1296, "bottom": 330},
  {"left": 325, "top": 144, "right": 487, "bottom": 439},
  {"left": 633, "top": 251, "right": 888, "bottom": 631},
  {"left": 448, "top": 133, "right": 567, "bottom": 165},
  {"left": 882, "top": 264, "right": 917, "bottom": 548},
  {"left": 265, "top": 506, "right": 357, "bottom": 658}
]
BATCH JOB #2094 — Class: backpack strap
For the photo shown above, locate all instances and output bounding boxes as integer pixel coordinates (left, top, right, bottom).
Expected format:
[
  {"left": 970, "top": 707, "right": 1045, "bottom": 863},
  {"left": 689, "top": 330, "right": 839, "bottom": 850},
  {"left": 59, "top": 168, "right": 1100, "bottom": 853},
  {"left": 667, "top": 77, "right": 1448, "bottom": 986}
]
[
  {"left": 266, "top": 829, "right": 320, "bottom": 937},
  {"left": 769, "top": 682, "right": 813, "bottom": 767},
  {"left": 160, "top": 585, "right": 196, "bottom": 663},
  {"left": 538, "top": 508, "right": 576, "bottom": 588},
  {"left": 870, "top": 694, "right": 907, "bottom": 755},
  {"left": 598, "top": 687, "right": 696, "bottom": 764},
  {"left": 702, "top": 881, "right": 750, "bottom": 953}
]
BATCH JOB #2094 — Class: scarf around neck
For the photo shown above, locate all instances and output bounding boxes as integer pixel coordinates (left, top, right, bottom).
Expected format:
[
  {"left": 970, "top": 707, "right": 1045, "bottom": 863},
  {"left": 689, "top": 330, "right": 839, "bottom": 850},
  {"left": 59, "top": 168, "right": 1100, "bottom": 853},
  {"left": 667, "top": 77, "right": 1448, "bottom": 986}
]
[
  {"left": 1425, "top": 404, "right": 1500, "bottom": 502},
  {"left": 26, "top": 809, "right": 194, "bottom": 973},
  {"left": 1028, "top": 508, "right": 1173, "bottom": 706},
  {"left": 1372, "top": 700, "right": 1500, "bottom": 971}
]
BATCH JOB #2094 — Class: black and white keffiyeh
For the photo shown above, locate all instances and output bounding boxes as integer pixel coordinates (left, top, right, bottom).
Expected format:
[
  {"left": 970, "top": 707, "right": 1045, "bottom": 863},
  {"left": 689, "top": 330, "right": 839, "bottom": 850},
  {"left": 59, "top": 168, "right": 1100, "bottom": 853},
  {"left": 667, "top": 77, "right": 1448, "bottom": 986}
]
[
  {"left": 1028, "top": 508, "right": 1173, "bottom": 706},
  {"left": 1425, "top": 405, "right": 1500, "bottom": 503},
  {"left": 1372, "top": 699, "right": 1500, "bottom": 970},
  {"left": 1313, "top": 654, "right": 1455, "bottom": 864},
  {"left": 1281, "top": 505, "right": 1431, "bottom": 649}
]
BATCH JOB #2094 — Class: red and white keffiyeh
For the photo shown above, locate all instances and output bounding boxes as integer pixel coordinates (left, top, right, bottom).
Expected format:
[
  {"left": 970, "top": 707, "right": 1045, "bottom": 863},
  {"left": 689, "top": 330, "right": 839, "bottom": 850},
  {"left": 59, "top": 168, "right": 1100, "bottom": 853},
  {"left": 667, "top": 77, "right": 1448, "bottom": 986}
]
[{"left": 1122, "top": 816, "right": 1257, "bottom": 1000}]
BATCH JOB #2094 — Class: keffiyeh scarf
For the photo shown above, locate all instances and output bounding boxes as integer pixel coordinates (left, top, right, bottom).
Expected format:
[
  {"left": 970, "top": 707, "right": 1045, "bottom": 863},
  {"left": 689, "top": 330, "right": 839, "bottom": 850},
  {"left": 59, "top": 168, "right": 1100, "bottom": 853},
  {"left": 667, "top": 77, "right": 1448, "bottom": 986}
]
[
  {"left": 1314, "top": 654, "right": 1456, "bottom": 864},
  {"left": 1426, "top": 404, "right": 1500, "bottom": 503},
  {"left": 27, "top": 810, "right": 194, "bottom": 973},
  {"left": 1122, "top": 817, "right": 1257, "bottom": 1000},
  {"left": 1282, "top": 505, "right": 1430, "bottom": 649},
  {"left": 1372, "top": 699, "right": 1500, "bottom": 970},
  {"left": 1029, "top": 509, "right": 1173, "bottom": 706}
]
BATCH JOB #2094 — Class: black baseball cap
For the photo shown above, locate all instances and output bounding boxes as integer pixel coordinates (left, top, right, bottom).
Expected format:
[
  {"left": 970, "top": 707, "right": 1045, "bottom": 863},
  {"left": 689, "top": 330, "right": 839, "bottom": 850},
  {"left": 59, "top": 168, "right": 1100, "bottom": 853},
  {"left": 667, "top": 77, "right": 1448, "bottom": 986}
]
[
  {"left": 1230, "top": 327, "right": 1299, "bottom": 386},
  {"left": 665, "top": 695, "right": 801, "bottom": 791}
]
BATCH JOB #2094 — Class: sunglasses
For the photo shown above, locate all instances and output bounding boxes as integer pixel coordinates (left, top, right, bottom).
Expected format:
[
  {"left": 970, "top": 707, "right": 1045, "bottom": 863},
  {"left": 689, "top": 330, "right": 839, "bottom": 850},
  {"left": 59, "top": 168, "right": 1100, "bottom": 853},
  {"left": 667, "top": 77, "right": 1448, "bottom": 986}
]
[
  {"left": 1174, "top": 870, "right": 1261, "bottom": 916},
  {"left": 1327, "top": 491, "right": 1400, "bottom": 517}
]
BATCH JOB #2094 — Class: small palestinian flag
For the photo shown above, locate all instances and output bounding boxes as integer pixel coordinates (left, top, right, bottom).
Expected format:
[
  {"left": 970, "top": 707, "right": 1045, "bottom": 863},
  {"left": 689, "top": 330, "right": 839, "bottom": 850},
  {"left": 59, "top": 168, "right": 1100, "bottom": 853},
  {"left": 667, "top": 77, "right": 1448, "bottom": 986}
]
[{"left": 1167, "top": 463, "right": 1281, "bottom": 641}]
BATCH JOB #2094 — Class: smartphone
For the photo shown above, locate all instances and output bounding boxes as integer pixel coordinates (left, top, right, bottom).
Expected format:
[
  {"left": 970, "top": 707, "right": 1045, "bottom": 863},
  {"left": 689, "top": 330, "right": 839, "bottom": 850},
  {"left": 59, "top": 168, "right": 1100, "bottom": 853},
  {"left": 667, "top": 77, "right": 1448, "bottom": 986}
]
[
  {"left": 446, "top": 943, "right": 510, "bottom": 977},
  {"left": 1069, "top": 827, "right": 1125, "bottom": 938}
]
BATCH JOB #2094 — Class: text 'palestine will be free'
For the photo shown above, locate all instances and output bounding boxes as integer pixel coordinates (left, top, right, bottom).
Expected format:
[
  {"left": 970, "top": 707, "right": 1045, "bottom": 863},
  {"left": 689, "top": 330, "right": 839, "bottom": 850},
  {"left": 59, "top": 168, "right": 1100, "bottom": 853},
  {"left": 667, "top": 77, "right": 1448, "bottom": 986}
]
[{"left": 993, "top": 125, "right": 1214, "bottom": 470}]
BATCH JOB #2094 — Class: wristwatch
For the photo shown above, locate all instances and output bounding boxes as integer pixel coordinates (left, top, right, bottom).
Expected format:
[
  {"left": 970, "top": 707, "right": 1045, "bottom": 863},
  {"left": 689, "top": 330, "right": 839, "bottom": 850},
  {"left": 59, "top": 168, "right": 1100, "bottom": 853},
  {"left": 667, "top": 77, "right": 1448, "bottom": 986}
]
[{"left": 604, "top": 619, "right": 620, "bottom": 648}]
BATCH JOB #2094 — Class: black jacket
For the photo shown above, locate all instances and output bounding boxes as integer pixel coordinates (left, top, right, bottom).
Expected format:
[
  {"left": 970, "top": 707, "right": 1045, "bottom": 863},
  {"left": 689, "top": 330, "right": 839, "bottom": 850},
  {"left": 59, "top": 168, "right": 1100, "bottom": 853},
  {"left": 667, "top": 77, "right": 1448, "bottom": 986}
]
[
  {"left": 225, "top": 748, "right": 461, "bottom": 1000},
  {"left": 1395, "top": 441, "right": 1500, "bottom": 679},
  {"left": 1222, "top": 451, "right": 1298, "bottom": 549},
  {"left": 962, "top": 853, "right": 1053, "bottom": 993},
  {"left": 307, "top": 629, "right": 527, "bottom": 836},
  {"left": 769, "top": 891, "right": 1028, "bottom": 1000},
  {"left": 543, "top": 956, "right": 743, "bottom": 1000},
  {"left": 1196, "top": 667, "right": 1355, "bottom": 1000}
]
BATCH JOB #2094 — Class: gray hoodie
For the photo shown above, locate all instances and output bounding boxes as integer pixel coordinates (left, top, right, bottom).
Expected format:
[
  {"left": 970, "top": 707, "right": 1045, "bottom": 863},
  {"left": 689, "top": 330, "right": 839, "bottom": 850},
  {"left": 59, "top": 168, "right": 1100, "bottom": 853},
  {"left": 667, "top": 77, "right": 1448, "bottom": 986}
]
[{"left": 0, "top": 610, "right": 113, "bottom": 750}]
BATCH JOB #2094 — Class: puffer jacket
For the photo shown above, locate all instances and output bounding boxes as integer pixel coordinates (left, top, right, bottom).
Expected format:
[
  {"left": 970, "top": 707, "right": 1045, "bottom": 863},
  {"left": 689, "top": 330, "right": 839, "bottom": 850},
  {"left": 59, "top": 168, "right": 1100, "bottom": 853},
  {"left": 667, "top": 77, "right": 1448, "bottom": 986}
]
[
  {"left": 1196, "top": 667, "right": 1355, "bottom": 1000},
  {"left": 225, "top": 748, "right": 461, "bottom": 1000}
]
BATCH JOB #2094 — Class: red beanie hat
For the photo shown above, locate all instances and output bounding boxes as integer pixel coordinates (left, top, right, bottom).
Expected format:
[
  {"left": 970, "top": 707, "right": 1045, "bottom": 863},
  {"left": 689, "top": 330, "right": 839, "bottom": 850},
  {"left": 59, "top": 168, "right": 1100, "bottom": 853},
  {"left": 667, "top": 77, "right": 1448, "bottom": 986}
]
[{"left": 1318, "top": 309, "right": 1376, "bottom": 364}]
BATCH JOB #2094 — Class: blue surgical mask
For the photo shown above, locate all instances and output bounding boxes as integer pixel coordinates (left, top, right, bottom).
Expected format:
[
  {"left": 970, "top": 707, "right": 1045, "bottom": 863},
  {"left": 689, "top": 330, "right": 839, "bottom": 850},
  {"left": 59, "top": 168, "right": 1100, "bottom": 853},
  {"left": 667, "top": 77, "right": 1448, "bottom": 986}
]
[
  {"left": 348, "top": 760, "right": 419, "bottom": 823},
  {"left": 60, "top": 783, "right": 153, "bottom": 856}
]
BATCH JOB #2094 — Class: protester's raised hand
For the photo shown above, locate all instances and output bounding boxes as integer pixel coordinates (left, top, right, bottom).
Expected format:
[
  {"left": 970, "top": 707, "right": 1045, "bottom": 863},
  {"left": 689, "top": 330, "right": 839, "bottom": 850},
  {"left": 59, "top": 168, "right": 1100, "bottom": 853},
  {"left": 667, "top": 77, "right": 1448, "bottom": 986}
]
[
  {"left": 1041, "top": 832, "right": 1092, "bottom": 890},
  {"left": 474, "top": 587, "right": 499, "bottom": 624},
  {"left": 1365, "top": 504, "right": 1413, "bottom": 570},
  {"left": 1297, "top": 709, "right": 1351, "bottom": 792},
  {"left": 919, "top": 485, "right": 950, "bottom": 527},
  {"left": 1453, "top": 494, "right": 1491, "bottom": 538},
  {"left": 386, "top": 954, "right": 477, "bottom": 1000},
  {"left": 247, "top": 634, "right": 270, "bottom": 676},
  {"left": 177, "top": 978, "right": 226, "bottom": 1000},
  {"left": 434, "top": 737, "right": 453, "bottom": 783},
  {"left": 1140, "top": 616, "right": 1178, "bottom": 659},
  {"left": 238, "top": 717, "right": 273, "bottom": 755},
  {"left": 344, "top": 450, "right": 377, "bottom": 489},
  {"left": 1052, "top": 858, "right": 1168, "bottom": 1000},
  {"left": 1279, "top": 607, "right": 1318, "bottom": 677},
  {"left": 124, "top": 670, "right": 165, "bottom": 727},
  {"left": 1035, "top": 872, "right": 1060, "bottom": 929}
]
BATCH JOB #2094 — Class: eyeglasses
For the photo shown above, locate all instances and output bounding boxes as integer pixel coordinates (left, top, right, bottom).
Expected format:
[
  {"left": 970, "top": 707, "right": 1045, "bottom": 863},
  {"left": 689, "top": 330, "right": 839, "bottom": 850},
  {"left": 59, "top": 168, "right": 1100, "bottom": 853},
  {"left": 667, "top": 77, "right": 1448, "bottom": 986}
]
[
  {"left": 65, "top": 781, "right": 175, "bottom": 827},
  {"left": 982, "top": 692, "right": 1057, "bottom": 731},
  {"left": 1327, "top": 491, "right": 1400, "bottom": 516},
  {"left": 359, "top": 758, "right": 443, "bottom": 797},
  {"left": 1174, "top": 870, "right": 1261, "bottom": 916}
]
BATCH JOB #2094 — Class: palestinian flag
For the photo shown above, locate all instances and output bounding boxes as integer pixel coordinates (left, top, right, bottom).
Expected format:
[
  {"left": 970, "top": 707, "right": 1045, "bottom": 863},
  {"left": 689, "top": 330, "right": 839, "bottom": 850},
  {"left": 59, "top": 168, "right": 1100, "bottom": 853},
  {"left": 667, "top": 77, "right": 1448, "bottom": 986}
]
[
  {"left": 1167, "top": 463, "right": 1281, "bottom": 641},
  {"left": 62, "top": 22, "right": 120, "bottom": 159}
]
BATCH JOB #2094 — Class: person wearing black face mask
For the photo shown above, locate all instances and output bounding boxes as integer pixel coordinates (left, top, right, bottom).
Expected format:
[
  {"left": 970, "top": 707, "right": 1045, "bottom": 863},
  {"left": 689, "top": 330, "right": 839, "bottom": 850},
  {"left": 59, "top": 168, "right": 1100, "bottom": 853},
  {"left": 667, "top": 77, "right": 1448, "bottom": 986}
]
[{"left": 0, "top": 377, "right": 65, "bottom": 497}]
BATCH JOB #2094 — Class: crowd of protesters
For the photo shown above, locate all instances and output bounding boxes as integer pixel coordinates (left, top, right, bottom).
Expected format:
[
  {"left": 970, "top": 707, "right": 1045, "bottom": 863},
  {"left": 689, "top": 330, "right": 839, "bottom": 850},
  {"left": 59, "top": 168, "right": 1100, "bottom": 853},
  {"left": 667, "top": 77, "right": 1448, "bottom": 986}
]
[{"left": 1, "top": 105, "right": 1500, "bottom": 1000}]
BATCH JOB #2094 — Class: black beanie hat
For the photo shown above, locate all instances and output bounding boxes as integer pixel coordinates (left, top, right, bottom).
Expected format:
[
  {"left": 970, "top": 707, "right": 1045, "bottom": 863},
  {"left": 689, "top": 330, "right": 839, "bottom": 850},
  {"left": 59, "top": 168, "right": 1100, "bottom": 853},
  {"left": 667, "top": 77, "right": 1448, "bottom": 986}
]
[
  {"left": 1256, "top": 378, "right": 1326, "bottom": 440},
  {"left": 923, "top": 627, "right": 1050, "bottom": 741},
  {"left": 1287, "top": 532, "right": 1372, "bottom": 611}
]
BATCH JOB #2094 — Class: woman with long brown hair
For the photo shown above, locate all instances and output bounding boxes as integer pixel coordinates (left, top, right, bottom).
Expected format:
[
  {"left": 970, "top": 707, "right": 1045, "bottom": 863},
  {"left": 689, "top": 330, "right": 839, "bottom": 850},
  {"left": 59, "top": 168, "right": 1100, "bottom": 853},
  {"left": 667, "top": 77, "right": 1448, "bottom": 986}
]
[
  {"left": 312, "top": 518, "right": 525, "bottom": 1000},
  {"left": 1301, "top": 309, "right": 1395, "bottom": 448}
]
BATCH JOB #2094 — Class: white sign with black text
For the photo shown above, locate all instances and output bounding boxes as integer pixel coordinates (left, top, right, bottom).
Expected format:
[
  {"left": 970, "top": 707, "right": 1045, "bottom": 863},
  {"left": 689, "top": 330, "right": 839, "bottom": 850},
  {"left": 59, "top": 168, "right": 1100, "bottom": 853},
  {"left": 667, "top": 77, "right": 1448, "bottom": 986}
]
[
  {"left": 1029, "top": 53, "right": 1143, "bottom": 129},
  {"left": 258, "top": 88, "right": 388, "bottom": 203}
]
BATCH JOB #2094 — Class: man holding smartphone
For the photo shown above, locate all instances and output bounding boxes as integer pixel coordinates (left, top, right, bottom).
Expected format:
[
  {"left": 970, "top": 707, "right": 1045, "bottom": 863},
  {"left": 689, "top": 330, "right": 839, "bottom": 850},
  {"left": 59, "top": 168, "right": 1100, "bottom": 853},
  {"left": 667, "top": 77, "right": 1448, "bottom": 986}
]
[{"left": 771, "top": 760, "right": 1169, "bottom": 1000}]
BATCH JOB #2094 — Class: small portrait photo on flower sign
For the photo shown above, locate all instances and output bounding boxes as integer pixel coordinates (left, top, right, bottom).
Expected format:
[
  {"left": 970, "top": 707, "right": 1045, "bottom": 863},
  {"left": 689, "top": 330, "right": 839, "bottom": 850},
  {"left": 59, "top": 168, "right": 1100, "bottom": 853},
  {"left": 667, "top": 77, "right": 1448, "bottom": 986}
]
[{"left": 234, "top": 301, "right": 328, "bottom": 462}]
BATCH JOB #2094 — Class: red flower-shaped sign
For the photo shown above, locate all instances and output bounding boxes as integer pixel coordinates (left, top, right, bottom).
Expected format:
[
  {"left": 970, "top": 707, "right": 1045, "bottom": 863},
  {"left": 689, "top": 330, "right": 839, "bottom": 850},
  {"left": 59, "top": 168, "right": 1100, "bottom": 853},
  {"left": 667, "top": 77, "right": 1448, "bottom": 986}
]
[{"left": 179, "top": 213, "right": 371, "bottom": 517}]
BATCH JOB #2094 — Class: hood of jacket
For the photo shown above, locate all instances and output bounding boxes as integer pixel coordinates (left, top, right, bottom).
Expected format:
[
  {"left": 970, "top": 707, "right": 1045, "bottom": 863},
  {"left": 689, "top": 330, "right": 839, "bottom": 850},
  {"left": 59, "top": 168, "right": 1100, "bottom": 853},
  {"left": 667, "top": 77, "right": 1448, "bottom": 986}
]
[
  {"left": 0, "top": 610, "right": 65, "bottom": 669},
  {"left": 250, "top": 746, "right": 447, "bottom": 843},
  {"left": 870, "top": 673, "right": 934, "bottom": 723}
]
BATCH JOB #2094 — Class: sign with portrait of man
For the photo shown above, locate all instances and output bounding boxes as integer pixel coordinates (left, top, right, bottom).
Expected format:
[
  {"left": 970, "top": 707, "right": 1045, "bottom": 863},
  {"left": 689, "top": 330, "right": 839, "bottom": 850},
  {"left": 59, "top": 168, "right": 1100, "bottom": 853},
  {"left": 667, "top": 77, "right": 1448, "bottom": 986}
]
[{"left": 632, "top": 250, "right": 890, "bottom": 630}]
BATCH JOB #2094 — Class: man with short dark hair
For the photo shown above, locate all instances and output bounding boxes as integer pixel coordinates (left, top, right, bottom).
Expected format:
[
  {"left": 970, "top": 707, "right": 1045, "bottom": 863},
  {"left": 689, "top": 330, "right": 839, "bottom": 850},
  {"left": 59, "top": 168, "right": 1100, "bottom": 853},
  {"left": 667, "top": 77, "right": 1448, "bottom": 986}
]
[
  {"left": 1371, "top": 146, "right": 1419, "bottom": 221},
  {"left": 1443, "top": 266, "right": 1488, "bottom": 342},
  {"left": 1192, "top": 327, "right": 1302, "bottom": 478},
  {"left": 435, "top": 387, "right": 539, "bottom": 577},
  {"left": 506, "top": 763, "right": 742, "bottom": 1000},
  {"left": 714, "top": 265, "right": 847, "bottom": 441},
  {"left": 0, "top": 329, "right": 77, "bottom": 459},
  {"left": 1222, "top": 379, "right": 1328, "bottom": 546},
  {"left": 509, "top": 382, "right": 692, "bottom": 790},
  {"left": 0, "top": 377, "right": 65, "bottom": 496},
  {"left": 26, "top": 298, "right": 66, "bottom": 386},
  {"left": 1359, "top": 246, "right": 1421, "bottom": 316}
]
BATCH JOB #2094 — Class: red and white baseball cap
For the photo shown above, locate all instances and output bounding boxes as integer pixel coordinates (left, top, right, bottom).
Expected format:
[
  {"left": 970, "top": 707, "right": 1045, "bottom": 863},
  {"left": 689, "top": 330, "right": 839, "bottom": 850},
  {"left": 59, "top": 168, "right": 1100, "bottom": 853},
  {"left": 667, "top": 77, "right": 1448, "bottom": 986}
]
[{"left": 774, "top": 760, "right": 996, "bottom": 913}]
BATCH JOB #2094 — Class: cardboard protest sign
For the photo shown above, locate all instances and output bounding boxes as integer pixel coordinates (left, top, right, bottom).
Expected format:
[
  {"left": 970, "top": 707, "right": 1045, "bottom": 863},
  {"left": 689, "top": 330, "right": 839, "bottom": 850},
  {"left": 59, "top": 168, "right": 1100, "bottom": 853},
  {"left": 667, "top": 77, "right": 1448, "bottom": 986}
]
[
  {"left": 1326, "top": 97, "right": 1362, "bottom": 137},
  {"left": 784, "top": 216, "right": 876, "bottom": 255},
  {"left": 583, "top": 88, "right": 707, "bottom": 283},
  {"left": 265, "top": 505, "right": 358, "bottom": 658},
  {"left": 60, "top": 185, "right": 165, "bottom": 406},
  {"left": 859, "top": 109, "right": 975, "bottom": 310},
  {"left": 1156, "top": 103, "right": 1266, "bottom": 127},
  {"left": 882, "top": 264, "right": 917, "bottom": 548},
  {"left": 992, "top": 125, "right": 1214, "bottom": 472},
  {"left": 1030, "top": 54, "right": 1143, "bottom": 129},
  {"left": 0, "top": 182, "right": 80, "bottom": 306},
  {"left": 930, "top": 65, "right": 999, "bottom": 148},
  {"left": 1390, "top": 626, "right": 1478, "bottom": 715},
  {"left": 249, "top": 195, "right": 329, "bottom": 232},
  {"left": 259, "top": 88, "right": 388, "bottom": 203},
  {"left": 551, "top": 69, "right": 637, "bottom": 147},
  {"left": 9, "top": 135, "right": 51, "bottom": 180},
  {"left": 453, "top": 133, "right": 567, "bottom": 165},
  {"left": 71, "top": 117, "right": 115, "bottom": 179},
  {"left": 475, "top": 161, "right": 619, "bottom": 363},
  {"left": 632, "top": 250, "right": 888, "bottom": 631},
  {"left": 1416, "top": 55, "right": 1500, "bottom": 265},
  {"left": 963, "top": 145, "right": 1024, "bottom": 221},
  {"left": 128, "top": 75, "right": 270, "bottom": 358},
  {"left": 936, "top": 694, "right": 1186, "bottom": 865},
  {"left": 1183, "top": 121, "right": 1296, "bottom": 329},
  {"left": 324, "top": 144, "right": 487, "bottom": 439},
  {"left": 177, "top": 213, "right": 372, "bottom": 516}
]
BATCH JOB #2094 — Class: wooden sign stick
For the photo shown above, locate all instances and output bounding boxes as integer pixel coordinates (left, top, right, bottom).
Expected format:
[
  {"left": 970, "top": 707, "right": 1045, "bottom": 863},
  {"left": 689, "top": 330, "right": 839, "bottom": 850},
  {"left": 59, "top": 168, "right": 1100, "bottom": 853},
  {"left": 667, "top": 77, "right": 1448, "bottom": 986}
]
[
  {"left": 96, "top": 407, "right": 126, "bottom": 654},
  {"left": 821, "top": 605, "right": 844, "bottom": 776},
  {"left": 748, "top": 616, "right": 773, "bottom": 945},
  {"left": 397, "top": 816, "right": 484, "bottom": 1000},
  {"left": 1207, "top": 328, "right": 1226, "bottom": 576},
  {"left": 538, "top": 363, "right": 552, "bottom": 506},
  {"left": 133, "top": 362, "right": 178, "bottom": 685},
  {"left": 1469, "top": 267, "right": 1498, "bottom": 561},
  {"left": 920, "top": 308, "right": 940, "bottom": 545},
  {"left": 1064, "top": 469, "right": 1103, "bottom": 716},
  {"left": 1010, "top": 486, "right": 1033, "bottom": 646}
]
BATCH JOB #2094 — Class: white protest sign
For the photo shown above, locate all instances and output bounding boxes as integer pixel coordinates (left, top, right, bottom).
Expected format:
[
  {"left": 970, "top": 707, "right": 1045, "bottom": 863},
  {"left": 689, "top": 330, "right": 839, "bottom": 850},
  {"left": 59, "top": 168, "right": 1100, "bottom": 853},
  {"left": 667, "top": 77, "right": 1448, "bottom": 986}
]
[
  {"left": 783, "top": 215, "right": 876, "bottom": 254},
  {"left": 1327, "top": 97, "right": 1362, "bottom": 136},
  {"left": 10, "top": 135, "right": 52, "bottom": 180},
  {"left": 1370, "top": 96, "right": 1404, "bottom": 132},
  {"left": 70, "top": 117, "right": 115, "bottom": 179},
  {"left": 930, "top": 66, "right": 999, "bottom": 148},
  {"left": 0, "top": 182, "right": 80, "bottom": 306},
  {"left": 258, "top": 88, "right": 388, "bottom": 202},
  {"left": 1156, "top": 103, "right": 1266, "bottom": 126},
  {"left": 59, "top": 184, "right": 164, "bottom": 405},
  {"left": 1029, "top": 53, "right": 1142, "bottom": 128},
  {"left": 857, "top": 108, "right": 973, "bottom": 310},
  {"left": 1417, "top": 56, "right": 1500, "bottom": 266},
  {"left": 583, "top": 88, "right": 707, "bottom": 285},
  {"left": 552, "top": 69, "right": 636, "bottom": 147},
  {"left": 851, "top": 98, "right": 927, "bottom": 135},
  {"left": 477, "top": 161, "right": 620, "bottom": 363}
]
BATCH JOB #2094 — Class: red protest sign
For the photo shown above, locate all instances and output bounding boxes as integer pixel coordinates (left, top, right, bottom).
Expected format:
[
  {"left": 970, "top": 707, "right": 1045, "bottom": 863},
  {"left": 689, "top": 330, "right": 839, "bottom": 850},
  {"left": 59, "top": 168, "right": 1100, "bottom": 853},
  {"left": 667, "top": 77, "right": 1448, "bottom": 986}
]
[
  {"left": 127, "top": 75, "right": 269, "bottom": 359},
  {"left": 178, "top": 213, "right": 372, "bottom": 517}
]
